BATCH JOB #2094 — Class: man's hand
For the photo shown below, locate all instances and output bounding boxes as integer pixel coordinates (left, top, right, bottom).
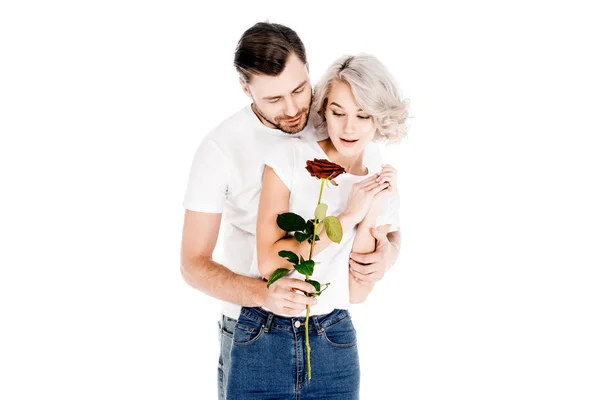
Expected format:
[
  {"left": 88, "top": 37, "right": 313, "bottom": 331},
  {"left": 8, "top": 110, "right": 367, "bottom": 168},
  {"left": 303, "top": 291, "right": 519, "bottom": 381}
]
[
  {"left": 263, "top": 277, "right": 317, "bottom": 316},
  {"left": 349, "top": 228, "right": 400, "bottom": 283}
]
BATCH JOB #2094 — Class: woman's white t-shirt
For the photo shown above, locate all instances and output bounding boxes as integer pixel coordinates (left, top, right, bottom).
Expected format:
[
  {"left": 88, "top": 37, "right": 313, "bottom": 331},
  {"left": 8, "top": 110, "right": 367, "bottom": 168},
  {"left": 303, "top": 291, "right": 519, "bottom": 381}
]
[{"left": 250, "top": 139, "right": 400, "bottom": 316}]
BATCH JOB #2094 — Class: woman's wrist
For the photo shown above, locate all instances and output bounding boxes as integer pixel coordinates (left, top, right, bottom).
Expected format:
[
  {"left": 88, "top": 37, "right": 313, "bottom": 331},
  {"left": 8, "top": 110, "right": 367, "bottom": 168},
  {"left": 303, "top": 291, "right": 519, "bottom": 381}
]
[{"left": 338, "top": 212, "right": 357, "bottom": 230}]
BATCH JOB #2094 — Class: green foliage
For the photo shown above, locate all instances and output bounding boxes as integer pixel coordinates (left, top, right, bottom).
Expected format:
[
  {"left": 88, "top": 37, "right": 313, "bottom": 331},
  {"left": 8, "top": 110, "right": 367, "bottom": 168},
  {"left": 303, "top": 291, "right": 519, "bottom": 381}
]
[
  {"left": 294, "top": 260, "right": 315, "bottom": 275},
  {"left": 324, "top": 216, "right": 343, "bottom": 243},
  {"left": 267, "top": 268, "right": 292, "bottom": 288},
  {"left": 277, "top": 212, "right": 306, "bottom": 232},
  {"left": 278, "top": 250, "right": 299, "bottom": 265}
]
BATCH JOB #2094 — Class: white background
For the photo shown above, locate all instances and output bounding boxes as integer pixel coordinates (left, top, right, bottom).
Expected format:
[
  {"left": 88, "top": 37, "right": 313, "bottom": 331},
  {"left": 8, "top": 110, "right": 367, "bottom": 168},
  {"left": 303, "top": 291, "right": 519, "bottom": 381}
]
[{"left": 1, "top": 1, "right": 599, "bottom": 399}]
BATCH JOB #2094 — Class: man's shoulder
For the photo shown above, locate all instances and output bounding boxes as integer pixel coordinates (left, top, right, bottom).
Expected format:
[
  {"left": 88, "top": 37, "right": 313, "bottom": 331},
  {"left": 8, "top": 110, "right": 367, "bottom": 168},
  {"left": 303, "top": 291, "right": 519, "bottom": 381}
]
[
  {"left": 203, "top": 106, "right": 253, "bottom": 143},
  {"left": 298, "top": 119, "right": 328, "bottom": 143}
]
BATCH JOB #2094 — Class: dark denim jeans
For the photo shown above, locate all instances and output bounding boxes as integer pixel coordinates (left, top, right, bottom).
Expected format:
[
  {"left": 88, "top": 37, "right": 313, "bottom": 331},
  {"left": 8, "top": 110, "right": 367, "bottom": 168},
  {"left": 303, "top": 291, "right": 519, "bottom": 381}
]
[{"left": 226, "top": 307, "right": 360, "bottom": 399}]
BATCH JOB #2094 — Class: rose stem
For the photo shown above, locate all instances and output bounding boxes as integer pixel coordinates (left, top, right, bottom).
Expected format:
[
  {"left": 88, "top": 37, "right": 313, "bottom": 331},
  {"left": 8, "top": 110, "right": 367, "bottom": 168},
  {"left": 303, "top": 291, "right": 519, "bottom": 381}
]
[{"left": 306, "top": 178, "right": 326, "bottom": 380}]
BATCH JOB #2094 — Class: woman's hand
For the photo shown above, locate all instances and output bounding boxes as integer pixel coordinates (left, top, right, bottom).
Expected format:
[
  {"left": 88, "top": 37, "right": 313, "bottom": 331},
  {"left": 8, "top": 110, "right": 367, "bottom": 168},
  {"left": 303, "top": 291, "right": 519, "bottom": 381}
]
[
  {"left": 374, "top": 164, "right": 398, "bottom": 202},
  {"left": 340, "top": 174, "right": 390, "bottom": 226}
]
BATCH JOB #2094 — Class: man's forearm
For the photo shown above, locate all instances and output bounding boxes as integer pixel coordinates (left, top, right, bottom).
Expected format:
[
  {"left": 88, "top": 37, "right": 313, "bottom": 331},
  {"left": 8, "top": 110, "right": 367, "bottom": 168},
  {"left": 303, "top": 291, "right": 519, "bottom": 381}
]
[{"left": 181, "top": 255, "right": 267, "bottom": 308}]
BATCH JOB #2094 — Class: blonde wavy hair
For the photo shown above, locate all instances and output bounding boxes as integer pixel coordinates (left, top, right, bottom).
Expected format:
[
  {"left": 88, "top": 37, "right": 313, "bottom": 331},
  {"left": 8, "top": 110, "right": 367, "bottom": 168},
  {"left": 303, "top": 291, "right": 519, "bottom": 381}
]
[{"left": 311, "top": 54, "right": 410, "bottom": 143}]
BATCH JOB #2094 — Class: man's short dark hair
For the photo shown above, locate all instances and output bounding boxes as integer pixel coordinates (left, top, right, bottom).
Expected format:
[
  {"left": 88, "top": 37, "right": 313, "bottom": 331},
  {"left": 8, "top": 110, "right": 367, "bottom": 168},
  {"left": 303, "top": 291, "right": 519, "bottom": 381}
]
[{"left": 234, "top": 22, "right": 307, "bottom": 83}]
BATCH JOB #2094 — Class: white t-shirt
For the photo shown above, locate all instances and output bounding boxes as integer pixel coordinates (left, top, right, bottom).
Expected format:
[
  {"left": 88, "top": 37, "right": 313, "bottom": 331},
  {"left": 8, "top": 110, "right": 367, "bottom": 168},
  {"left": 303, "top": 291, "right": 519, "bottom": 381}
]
[
  {"left": 249, "top": 139, "right": 400, "bottom": 317},
  {"left": 183, "top": 105, "right": 395, "bottom": 319}
]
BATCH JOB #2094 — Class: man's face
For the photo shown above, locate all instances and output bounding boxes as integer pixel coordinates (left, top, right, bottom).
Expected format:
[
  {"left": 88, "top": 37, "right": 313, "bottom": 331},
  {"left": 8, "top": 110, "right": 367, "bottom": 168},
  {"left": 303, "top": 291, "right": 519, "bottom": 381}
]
[{"left": 242, "top": 54, "right": 312, "bottom": 134}]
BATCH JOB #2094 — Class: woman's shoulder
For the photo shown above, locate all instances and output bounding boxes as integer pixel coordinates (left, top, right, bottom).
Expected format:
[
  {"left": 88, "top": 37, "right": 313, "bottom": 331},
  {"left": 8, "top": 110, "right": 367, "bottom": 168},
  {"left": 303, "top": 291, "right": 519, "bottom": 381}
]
[{"left": 364, "top": 142, "right": 383, "bottom": 174}]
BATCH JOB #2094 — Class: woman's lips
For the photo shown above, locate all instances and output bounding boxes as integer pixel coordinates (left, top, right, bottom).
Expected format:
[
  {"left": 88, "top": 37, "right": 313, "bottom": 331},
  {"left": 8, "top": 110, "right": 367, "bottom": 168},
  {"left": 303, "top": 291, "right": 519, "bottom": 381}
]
[{"left": 340, "top": 138, "right": 359, "bottom": 146}]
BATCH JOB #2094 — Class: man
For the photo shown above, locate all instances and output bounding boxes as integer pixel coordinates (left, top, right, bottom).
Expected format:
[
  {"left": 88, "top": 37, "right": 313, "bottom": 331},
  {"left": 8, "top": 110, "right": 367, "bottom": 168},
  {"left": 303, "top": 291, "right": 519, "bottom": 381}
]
[{"left": 180, "top": 22, "right": 401, "bottom": 399}]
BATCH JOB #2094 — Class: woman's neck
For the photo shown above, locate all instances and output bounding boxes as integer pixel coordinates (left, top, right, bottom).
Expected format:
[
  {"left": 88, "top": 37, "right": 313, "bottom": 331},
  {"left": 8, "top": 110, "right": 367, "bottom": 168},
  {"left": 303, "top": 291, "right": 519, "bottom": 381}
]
[{"left": 318, "top": 139, "right": 368, "bottom": 176}]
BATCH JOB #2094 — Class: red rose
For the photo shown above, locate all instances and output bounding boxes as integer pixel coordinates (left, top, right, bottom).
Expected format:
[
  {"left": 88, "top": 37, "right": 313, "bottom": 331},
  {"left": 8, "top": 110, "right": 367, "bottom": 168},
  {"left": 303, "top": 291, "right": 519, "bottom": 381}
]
[{"left": 305, "top": 159, "right": 346, "bottom": 181}]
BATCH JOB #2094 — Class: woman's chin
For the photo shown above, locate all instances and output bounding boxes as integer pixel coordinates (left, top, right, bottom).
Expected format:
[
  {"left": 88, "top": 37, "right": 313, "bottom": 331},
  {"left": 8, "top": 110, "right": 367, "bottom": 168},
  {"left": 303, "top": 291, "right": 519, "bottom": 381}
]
[{"left": 335, "top": 142, "right": 365, "bottom": 158}]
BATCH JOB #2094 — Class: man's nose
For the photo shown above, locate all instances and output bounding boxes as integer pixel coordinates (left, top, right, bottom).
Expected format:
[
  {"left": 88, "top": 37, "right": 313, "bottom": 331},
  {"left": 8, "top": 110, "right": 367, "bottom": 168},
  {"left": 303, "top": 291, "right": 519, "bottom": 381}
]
[{"left": 283, "top": 97, "right": 299, "bottom": 117}]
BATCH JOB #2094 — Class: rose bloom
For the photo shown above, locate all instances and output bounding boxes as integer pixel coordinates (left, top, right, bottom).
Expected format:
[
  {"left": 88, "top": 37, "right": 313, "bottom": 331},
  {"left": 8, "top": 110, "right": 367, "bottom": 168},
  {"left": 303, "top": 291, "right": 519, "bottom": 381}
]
[{"left": 305, "top": 159, "right": 346, "bottom": 182}]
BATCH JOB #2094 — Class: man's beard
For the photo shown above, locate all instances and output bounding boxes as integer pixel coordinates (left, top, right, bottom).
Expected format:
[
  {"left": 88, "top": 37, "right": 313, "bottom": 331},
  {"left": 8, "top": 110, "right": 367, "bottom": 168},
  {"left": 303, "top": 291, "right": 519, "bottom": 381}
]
[{"left": 253, "top": 97, "right": 313, "bottom": 134}]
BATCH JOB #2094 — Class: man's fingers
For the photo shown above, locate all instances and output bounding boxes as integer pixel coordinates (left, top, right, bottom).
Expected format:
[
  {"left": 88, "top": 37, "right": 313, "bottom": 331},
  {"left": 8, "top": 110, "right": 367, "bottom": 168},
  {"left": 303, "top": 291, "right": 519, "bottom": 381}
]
[
  {"left": 350, "top": 269, "right": 379, "bottom": 283},
  {"left": 349, "top": 259, "right": 374, "bottom": 274},
  {"left": 350, "top": 251, "right": 381, "bottom": 264},
  {"left": 280, "top": 277, "right": 317, "bottom": 294},
  {"left": 350, "top": 266, "right": 381, "bottom": 283},
  {"left": 350, "top": 272, "right": 366, "bottom": 284},
  {"left": 274, "top": 301, "right": 305, "bottom": 316},
  {"left": 285, "top": 290, "right": 317, "bottom": 306}
]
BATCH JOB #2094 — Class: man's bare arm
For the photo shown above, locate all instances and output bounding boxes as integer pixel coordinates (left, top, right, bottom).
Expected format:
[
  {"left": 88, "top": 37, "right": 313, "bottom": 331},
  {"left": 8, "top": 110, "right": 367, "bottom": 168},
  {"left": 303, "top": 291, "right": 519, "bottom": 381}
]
[
  {"left": 180, "top": 210, "right": 266, "bottom": 305},
  {"left": 180, "top": 209, "right": 316, "bottom": 315}
]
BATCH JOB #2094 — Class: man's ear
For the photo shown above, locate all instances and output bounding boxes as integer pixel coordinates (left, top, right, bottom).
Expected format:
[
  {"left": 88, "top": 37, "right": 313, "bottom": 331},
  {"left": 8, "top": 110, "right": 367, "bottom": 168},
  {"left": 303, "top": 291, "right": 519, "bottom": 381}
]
[{"left": 239, "top": 78, "right": 252, "bottom": 99}]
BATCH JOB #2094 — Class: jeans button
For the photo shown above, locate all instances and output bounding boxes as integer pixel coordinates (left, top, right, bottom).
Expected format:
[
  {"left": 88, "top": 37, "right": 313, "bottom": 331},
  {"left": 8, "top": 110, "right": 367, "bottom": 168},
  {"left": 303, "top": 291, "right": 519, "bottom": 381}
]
[{"left": 294, "top": 320, "right": 301, "bottom": 328}]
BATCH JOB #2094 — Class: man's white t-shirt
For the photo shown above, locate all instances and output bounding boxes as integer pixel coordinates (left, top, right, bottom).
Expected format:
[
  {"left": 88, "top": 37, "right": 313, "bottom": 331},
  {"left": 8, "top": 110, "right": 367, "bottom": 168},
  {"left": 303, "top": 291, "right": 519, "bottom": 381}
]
[
  {"left": 249, "top": 139, "right": 400, "bottom": 317},
  {"left": 183, "top": 105, "right": 395, "bottom": 319}
]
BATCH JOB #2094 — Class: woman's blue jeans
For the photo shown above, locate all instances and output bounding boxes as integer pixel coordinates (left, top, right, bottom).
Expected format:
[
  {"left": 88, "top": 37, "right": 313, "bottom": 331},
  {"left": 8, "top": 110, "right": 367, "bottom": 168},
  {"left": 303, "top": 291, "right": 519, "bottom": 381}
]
[{"left": 225, "top": 306, "right": 360, "bottom": 399}]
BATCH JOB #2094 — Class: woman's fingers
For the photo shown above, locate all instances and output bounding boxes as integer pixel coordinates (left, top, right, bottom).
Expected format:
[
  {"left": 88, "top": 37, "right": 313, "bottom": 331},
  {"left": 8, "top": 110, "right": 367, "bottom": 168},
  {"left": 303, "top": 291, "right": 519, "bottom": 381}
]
[
  {"left": 356, "top": 174, "right": 379, "bottom": 188},
  {"left": 365, "top": 182, "right": 390, "bottom": 195}
]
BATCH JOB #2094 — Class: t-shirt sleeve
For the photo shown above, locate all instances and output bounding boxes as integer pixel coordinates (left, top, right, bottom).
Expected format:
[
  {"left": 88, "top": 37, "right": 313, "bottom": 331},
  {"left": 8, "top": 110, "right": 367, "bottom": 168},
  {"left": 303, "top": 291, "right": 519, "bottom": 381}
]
[
  {"left": 376, "top": 193, "right": 401, "bottom": 232},
  {"left": 182, "top": 138, "right": 230, "bottom": 213},
  {"left": 263, "top": 140, "right": 296, "bottom": 190},
  {"left": 366, "top": 143, "right": 401, "bottom": 232}
]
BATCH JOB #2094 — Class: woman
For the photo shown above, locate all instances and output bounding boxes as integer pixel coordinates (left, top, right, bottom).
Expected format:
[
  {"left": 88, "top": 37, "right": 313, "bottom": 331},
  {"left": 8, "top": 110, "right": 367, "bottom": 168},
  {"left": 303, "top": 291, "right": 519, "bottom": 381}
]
[{"left": 226, "top": 54, "right": 409, "bottom": 399}]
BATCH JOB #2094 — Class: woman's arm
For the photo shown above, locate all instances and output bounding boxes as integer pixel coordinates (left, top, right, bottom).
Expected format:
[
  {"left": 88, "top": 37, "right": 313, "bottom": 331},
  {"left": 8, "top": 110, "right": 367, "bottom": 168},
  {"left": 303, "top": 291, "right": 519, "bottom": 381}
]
[
  {"left": 349, "top": 201, "right": 391, "bottom": 304},
  {"left": 256, "top": 166, "right": 352, "bottom": 278}
]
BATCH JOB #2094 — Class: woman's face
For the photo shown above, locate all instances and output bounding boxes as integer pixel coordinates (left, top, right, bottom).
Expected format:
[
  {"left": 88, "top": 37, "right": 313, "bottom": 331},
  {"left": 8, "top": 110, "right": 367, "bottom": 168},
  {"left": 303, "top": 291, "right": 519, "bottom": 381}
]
[{"left": 325, "top": 80, "right": 376, "bottom": 158}]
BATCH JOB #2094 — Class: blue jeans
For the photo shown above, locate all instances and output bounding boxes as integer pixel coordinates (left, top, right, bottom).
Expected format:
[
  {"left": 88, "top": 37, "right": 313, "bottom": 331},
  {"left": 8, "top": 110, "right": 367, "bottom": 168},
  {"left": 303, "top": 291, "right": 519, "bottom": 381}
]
[
  {"left": 218, "top": 315, "right": 236, "bottom": 400},
  {"left": 226, "top": 307, "right": 360, "bottom": 399}
]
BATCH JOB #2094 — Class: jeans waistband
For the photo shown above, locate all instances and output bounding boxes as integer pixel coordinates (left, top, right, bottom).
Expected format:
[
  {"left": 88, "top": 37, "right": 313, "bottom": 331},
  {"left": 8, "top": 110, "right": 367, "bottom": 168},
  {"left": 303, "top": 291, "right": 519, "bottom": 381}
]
[{"left": 239, "top": 306, "right": 350, "bottom": 333}]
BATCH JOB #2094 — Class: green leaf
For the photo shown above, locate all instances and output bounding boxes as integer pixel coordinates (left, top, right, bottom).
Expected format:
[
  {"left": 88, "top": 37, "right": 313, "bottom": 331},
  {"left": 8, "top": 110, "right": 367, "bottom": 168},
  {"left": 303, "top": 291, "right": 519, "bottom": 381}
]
[
  {"left": 324, "top": 216, "right": 343, "bottom": 243},
  {"left": 309, "top": 282, "right": 331, "bottom": 296},
  {"left": 305, "top": 219, "right": 315, "bottom": 236},
  {"left": 294, "top": 232, "right": 311, "bottom": 243},
  {"left": 277, "top": 213, "right": 306, "bottom": 232},
  {"left": 314, "top": 203, "right": 328, "bottom": 220},
  {"left": 267, "top": 268, "right": 292, "bottom": 288},
  {"left": 294, "top": 260, "right": 315, "bottom": 275},
  {"left": 278, "top": 250, "right": 299, "bottom": 265},
  {"left": 307, "top": 279, "right": 321, "bottom": 292},
  {"left": 300, "top": 255, "right": 305, "bottom": 264}
]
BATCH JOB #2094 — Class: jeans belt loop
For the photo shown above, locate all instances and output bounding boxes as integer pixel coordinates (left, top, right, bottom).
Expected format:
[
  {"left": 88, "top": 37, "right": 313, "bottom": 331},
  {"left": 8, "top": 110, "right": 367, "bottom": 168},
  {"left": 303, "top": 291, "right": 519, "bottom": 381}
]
[
  {"left": 312, "top": 315, "right": 323, "bottom": 335},
  {"left": 264, "top": 312, "right": 275, "bottom": 333}
]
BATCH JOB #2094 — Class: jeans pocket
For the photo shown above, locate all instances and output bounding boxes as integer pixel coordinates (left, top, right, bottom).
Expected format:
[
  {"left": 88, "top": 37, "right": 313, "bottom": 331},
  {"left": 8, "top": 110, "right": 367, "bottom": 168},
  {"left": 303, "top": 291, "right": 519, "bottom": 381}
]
[
  {"left": 220, "top": 319, "right": 234, "bottom": 339},
  {"left": 322, "top": 316, "right": 357, "bottom": 348},
  {"left": 232, "top": 314, "right": 265, "bottom": 346}
]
